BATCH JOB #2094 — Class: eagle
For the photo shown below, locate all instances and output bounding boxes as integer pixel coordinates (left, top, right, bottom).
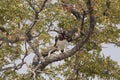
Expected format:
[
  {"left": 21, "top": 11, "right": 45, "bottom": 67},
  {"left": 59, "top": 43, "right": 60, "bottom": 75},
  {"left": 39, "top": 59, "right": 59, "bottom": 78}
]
[{"left": 54, "top": 28, "right": 78, "bottom": 52}]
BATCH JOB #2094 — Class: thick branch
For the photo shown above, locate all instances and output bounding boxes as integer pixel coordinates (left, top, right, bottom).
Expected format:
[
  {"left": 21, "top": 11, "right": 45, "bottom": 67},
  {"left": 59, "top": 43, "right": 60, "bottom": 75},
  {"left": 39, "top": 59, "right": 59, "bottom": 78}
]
[
  {"left": 32, "top": 46, "right": 58, "bottom": 67},
  {"left": 36, "top": 0, "right": 96, "bottom": 70},
  {"left": 0, "top": 36, "right": 21, "bottom": 43},
  {"left": 0, "top": 36, "right": 12, "bottom": 43}
]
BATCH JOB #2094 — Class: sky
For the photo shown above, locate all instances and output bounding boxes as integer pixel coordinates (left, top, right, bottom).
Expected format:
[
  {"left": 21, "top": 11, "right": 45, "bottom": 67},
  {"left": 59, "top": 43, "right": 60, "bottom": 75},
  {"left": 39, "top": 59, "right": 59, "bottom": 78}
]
[{"left": 102, "top": 43, "right": 120, "bottom": 65}]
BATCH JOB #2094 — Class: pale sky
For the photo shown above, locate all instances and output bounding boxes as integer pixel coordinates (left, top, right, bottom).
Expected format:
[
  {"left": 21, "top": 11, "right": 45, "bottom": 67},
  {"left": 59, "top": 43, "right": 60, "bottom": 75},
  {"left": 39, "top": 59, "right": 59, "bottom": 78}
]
[{"left": 102, "top": 43, "right": 120, "bottom": 65}]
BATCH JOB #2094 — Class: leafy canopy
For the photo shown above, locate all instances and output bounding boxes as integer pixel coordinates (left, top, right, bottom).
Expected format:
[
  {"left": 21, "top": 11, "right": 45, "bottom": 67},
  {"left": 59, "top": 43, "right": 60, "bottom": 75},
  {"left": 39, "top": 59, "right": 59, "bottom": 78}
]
[{"left": 0, "top": 0, "right": 120, "bottom": 80}]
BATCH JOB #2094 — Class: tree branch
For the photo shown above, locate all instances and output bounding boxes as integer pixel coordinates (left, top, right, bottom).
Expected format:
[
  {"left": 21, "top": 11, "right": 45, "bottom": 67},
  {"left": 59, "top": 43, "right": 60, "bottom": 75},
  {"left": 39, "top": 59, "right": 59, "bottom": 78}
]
[
  {"left": 0, "top": 54, "right": 27, "bottom": 72},
  {"left": 0, "top": 42, "right": 29, "bottom": 72},
  {"left": 34, "top": 0, "right": 96, "bottom": 71},
  {"left": 25, "top": 0, "right": 48, "bottom": 63},
  {"left": 27, "top": 41, "right": 44, "bottom": 62},
  {"left": 0, "top": 26, "right": 9, "bottom": 35},
  {"left": 0, "top": 36, "right": 20, "bottom": 43},
  {"left": 26, "top": 0, "right": 48, "bottom": 36},
  {"left": 61, "top": 2, "right": 81, "bottom": 20},
  {"left": 26, "top": 0, "right": 36, "bottom": 12},
  {"left": 38, "top": 0, "right": 48, "bottom": 12},
  {"left": 74, "top": 55, "right": 79, "bottom": 80},
  {"left": 103, "top": 0, "right": 111, "bottom": 16}
]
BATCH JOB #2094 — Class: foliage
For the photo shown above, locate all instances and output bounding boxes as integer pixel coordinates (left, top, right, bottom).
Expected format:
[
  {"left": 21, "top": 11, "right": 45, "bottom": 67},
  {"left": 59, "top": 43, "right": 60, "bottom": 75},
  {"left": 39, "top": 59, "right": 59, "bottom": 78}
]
[{"left": 0, "top": 0, "right": 120, "bottom": 80}]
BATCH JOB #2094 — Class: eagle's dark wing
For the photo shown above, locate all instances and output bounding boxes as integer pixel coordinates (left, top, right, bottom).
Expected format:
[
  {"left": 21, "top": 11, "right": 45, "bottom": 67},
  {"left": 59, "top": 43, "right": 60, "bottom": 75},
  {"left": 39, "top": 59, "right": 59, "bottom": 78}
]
[
  {"left": 65, "top": 28, "right": 77, "bottom": 42},
  {"left": 71, "top": 9, "right": 81, "bottom": 20}
]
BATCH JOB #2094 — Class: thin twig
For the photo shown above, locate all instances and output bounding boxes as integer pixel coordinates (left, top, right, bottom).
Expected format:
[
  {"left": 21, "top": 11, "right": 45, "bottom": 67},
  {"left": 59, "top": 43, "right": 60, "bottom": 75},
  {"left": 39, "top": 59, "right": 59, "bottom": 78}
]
[
  {"left": 26, "top": 0, "right": 36, "bottom": 12},
  {"left": 48, "top": 29, "right": 61, "bottom": 34},
  {"left": 0, "top": 43, "right": 29, "bottom": 72},
  {"left": 26, "top": 0, "right": 48, "bottom": 39},
  {"left": 38, "top": 0, "right": 48, "bottom": 12},
  {"left": 74, "top": 55, "right": 79, "bottom": 80},
  {"left": 27, "top": 41, "right": 44, "bottom": 62}
]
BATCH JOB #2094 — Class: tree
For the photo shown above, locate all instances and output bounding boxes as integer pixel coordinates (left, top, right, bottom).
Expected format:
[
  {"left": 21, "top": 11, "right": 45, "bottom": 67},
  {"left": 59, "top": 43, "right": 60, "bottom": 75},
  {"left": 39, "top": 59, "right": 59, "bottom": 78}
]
[{"left": 0, "top": 0, "right": 120, "bottom": 80}]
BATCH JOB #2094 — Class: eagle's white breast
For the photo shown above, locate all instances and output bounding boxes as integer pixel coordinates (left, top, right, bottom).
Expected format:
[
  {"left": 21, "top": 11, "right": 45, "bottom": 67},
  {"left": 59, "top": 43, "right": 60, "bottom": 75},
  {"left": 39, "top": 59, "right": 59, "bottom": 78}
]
[{"left": 56, "top": 39, "right": 68, "bottom": 51}]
